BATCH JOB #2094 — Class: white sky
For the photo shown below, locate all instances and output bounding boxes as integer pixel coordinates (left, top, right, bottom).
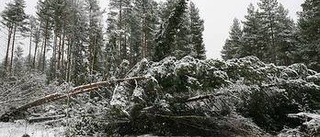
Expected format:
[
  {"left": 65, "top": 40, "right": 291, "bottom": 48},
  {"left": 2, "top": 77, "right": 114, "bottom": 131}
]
[{"left": 0, "top": 0, "right": 304, "bottom": 59}]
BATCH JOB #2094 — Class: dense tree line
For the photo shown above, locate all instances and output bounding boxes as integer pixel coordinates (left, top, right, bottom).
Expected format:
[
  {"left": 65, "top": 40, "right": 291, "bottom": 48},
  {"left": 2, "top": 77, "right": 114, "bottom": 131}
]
[
  {"left": 222, "top": 0, "right": 320, "bottom": 72},
  {"left": 0, "top": 0, "right": 206, "bottom": 85}
]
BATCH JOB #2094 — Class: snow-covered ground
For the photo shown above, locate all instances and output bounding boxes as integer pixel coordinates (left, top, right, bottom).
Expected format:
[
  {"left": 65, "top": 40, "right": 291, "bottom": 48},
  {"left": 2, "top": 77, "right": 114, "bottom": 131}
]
[{"left": 0, "top": 120, "right": 65, "bottom": 137}]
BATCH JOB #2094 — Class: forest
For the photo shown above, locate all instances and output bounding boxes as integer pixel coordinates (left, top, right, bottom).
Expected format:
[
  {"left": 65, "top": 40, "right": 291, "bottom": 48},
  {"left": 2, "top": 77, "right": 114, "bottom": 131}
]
[{"left": 0, "top": 0, "right": 319, "bottom": 136}]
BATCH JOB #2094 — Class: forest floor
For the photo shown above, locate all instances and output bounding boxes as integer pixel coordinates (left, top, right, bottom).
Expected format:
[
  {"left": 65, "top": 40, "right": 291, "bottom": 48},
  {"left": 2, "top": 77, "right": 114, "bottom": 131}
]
[{"left": 0, "top": 120, "right": 65, "bottom": 137}]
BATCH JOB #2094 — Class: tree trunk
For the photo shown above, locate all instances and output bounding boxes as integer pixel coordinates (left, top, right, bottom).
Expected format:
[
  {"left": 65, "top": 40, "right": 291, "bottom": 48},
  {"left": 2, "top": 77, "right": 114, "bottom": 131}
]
[
  {"left": 57, "top": 32, "right": 62, "bottom": 79},
  {"left": 66, "top": 37, "right": 72, "bottom": 82},
  {"left": 38, "top": 41, "right": 45, "bottom": 71},
  {"left": 9, "top": 25, "right": 17, "bottom": 74},
  {"left": 119, "top": 0, "right": 123, "bottom": 60},
  {"left": 42, "top": 20, "right": 49, "bottom": 72},
  {"left": 143, "top": 14, "right": 147, "bottom": 59},
  {"left": 4, "top": 26, "right": 13, "bottom": 72},
  {"left": 52, "top": 31, "right": 58, "bottom": 80},
  {"left": 28, "top": 28, "right": 33, "bottom": 68},
  {"left": 33, "top": 41, "right": 38, "bottom": 69},
  {"left": 61, "top": 30, "right": 66, "bottom": 81}
]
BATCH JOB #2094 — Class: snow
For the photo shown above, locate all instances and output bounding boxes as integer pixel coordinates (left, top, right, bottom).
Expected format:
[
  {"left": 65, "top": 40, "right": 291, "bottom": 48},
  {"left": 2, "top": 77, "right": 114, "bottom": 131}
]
[{"left": 0, "top": 121, "right": 65, "bottom": 137}]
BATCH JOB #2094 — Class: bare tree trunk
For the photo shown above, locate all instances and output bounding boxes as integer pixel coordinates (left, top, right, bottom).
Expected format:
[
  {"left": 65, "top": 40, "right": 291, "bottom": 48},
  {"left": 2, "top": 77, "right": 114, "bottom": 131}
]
[
  {"left": 61, "top": 30, "right": 66, "bottom": 81},
  {"left": 143, "top": 14, "right": 147, "bottom": 59},
  {"left": 28, "top": 28, "right": 33, "bottom": 68},
  {"left": 66, "top": 37, "right": 72, "bottom": 82},
  {"left": 57, "top": 33, "right": 62, "bottom": 78},
  {"left": 52, "top": 31, "right": 58, "bottom": 80},
  {"left": 42, "top": 20, "right": 49, "bottom": 72},
  {"left": 119, "top": 0, "right": 123, "bottom": 60},
  {"left": 20, "top": 77, "right": 146, "bottom": 111},
  {"left": 33, "top": 41, "right": 38, "bottom": 69},
  {"left": 4, "top": 26, "right": 13, "bottom": 72},
  {"left": 38, "top": 42, "right": 44, "bottom": 70},
  {"left": 9, "top": 25, "right": 17, "bottom": 74}
]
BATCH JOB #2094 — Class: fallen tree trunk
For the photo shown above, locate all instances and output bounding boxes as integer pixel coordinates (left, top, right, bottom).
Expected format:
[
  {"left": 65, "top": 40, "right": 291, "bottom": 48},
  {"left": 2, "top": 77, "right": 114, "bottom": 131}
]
[
  {"left": 27, "top": 115, "right": 66, "bottom": 123},
  {"left": 0, "top": 77, "right": 145, "bottom": 122}
]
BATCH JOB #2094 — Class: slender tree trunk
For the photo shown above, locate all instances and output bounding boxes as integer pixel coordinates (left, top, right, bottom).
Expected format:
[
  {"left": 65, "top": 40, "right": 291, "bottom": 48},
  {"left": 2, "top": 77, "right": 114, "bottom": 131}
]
[
  {"left": 5, "top": 27, "right": 13, "bottom": 72},
  {"left": 28, "top": 29, "right": 33, "bottom": 68},
  {"left": 61, "top": 29, "right": 66, "bottom": 80},
  {"left": 52, "top": 31, "right": 58, "bottom": 80},
  {"left": 42, "top": 20, "right": 49, "bottom": 72},
  {"left": 66, "top": 37, "right": 72, "bottom": 82},
  {"left": 38, "top": 42, "right": 44, "bottom": 70},
  {"left": 57, "top": 33, "right": 62, "bottom": 77},
  {"left": 119, "top": 0, "right": 122, "bottom": 60},
  {"left": 33, "top": 41, "right": 38, "bottom": 69},
  {"left": 143, "top": 14, "right": 147, "bottom": 59},
  {"left": 9, "top": 25, "right": 17, "bottom": 74}
]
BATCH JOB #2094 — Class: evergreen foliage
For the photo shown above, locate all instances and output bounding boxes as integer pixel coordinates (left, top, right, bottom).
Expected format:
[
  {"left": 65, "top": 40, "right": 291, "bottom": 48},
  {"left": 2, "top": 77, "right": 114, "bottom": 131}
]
[
  {"left": 297, "top": 0, "right": 320, "bottom": 71},
  {"left": 189, "top": 2, "right": 206, "bottom": 60},
  {"left": 153, "top": 0, "right": 188, "bottom": 61},
  {"left": 221, "top": 18, "right": 243, "bottom": 60},
  {"left": 222, "top": 0, "right": 296, "bottom": 66}
]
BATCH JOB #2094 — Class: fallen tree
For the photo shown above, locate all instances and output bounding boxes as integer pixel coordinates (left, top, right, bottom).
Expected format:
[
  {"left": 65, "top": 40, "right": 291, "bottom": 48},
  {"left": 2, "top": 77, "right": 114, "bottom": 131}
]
[{"left": 0, "top": 77, "right": 146, "bottom": 122}]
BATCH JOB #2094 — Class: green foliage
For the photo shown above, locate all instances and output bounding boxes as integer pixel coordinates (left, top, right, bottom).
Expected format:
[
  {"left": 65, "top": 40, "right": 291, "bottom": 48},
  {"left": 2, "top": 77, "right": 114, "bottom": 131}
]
[
  {"left": 297, "top": 0, "right": 320, "bottom": 71},
  {"left": 153, "top": 0, "right": 188, "bottom": 61},
  {"left": 189, "top": 2, "right": 206, "bottom": 60},
  {"left": 222, "top": 18, "right": 243, "bottom": 60},
  {"left": 222, "top": 0, "right": 297, "bottom": 66}
]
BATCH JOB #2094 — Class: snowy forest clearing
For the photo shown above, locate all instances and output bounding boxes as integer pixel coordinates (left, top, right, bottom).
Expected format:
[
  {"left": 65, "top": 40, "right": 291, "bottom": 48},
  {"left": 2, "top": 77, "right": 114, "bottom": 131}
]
[{"left": 0, "top": 121, "right": 65, "bottom": 137}]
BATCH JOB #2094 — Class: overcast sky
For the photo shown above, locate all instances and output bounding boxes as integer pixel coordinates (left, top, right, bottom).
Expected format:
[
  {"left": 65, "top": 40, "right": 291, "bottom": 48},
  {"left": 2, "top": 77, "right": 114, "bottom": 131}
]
[{"left": 0, "top": 0, "right": 304, "bottom": 59}]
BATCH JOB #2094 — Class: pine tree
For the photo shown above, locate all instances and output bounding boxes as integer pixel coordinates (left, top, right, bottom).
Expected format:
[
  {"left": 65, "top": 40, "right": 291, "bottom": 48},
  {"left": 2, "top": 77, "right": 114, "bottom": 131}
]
[
  {"left": 189, "top": 2, "right": 206, "bottom": 60},
  {"left": 1, "top": 0, "right": 28, "bottom": 74},
  {"left": 153, "top": 0, "right": 188, "bottom": 61},
  {"left": 36, "top": 0, "right": 53, "bottom": 72},
  {"left": 297, "top": 0, "right": 320, "bottom": 71},
  {"left": 222, "top": 18, "right": 243, "bottom": 60}
]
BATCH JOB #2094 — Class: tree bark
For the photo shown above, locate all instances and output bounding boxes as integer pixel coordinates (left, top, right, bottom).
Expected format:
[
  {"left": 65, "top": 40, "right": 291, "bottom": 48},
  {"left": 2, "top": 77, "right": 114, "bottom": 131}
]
[
  {"left": 42, "top": 19, "right": 49, "bottom": 72},
  {"left": 33, "top": 40, "right": 38, "bottom": 69},
  {"left": 9, "top": 25, "right": 17, "bottom": 74},
  {"left": 4, "top": 26, "right": 13, "bottom": 72},
  {"left": 28, "top": 28, "right": 33, "bottom": 68}
]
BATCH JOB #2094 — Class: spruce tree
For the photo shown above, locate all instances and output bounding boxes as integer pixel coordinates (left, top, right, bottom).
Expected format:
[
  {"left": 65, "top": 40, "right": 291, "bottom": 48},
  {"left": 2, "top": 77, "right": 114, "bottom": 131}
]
[
  {"left": 189, "top": 2, "right": 206, "bottom": 60},
  {"left": 132, "top": 0, "right": 158, "bottom": 61},
  {"left": 105, "top": 0, "right": 133, "bottom": 77},
  {"left": 153, "top": 0, "right": 188, "bottom": 61},
  {"left": 63, "top": 0, "right": 89, "bottom": 85},
  {"left": 85, "top": 0, "right": 104, "bottom": 75},
  {"left": 174, "top": 4, "right": 191, "bottom": 59},
  {"left": 274, "top": 4, "right": 296, "bottom": 65},
  {"left": 239, "top": 1, "right": 295, "bottom": 65},
  {"left": 297, "top": 0, "right": 320, "bottom": 71},
  {"left": 242, "top": 4, "right": 263, "bottom": 58},
  {"left": 222, "top": 18, "right": 243, "bottom": 60}
]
